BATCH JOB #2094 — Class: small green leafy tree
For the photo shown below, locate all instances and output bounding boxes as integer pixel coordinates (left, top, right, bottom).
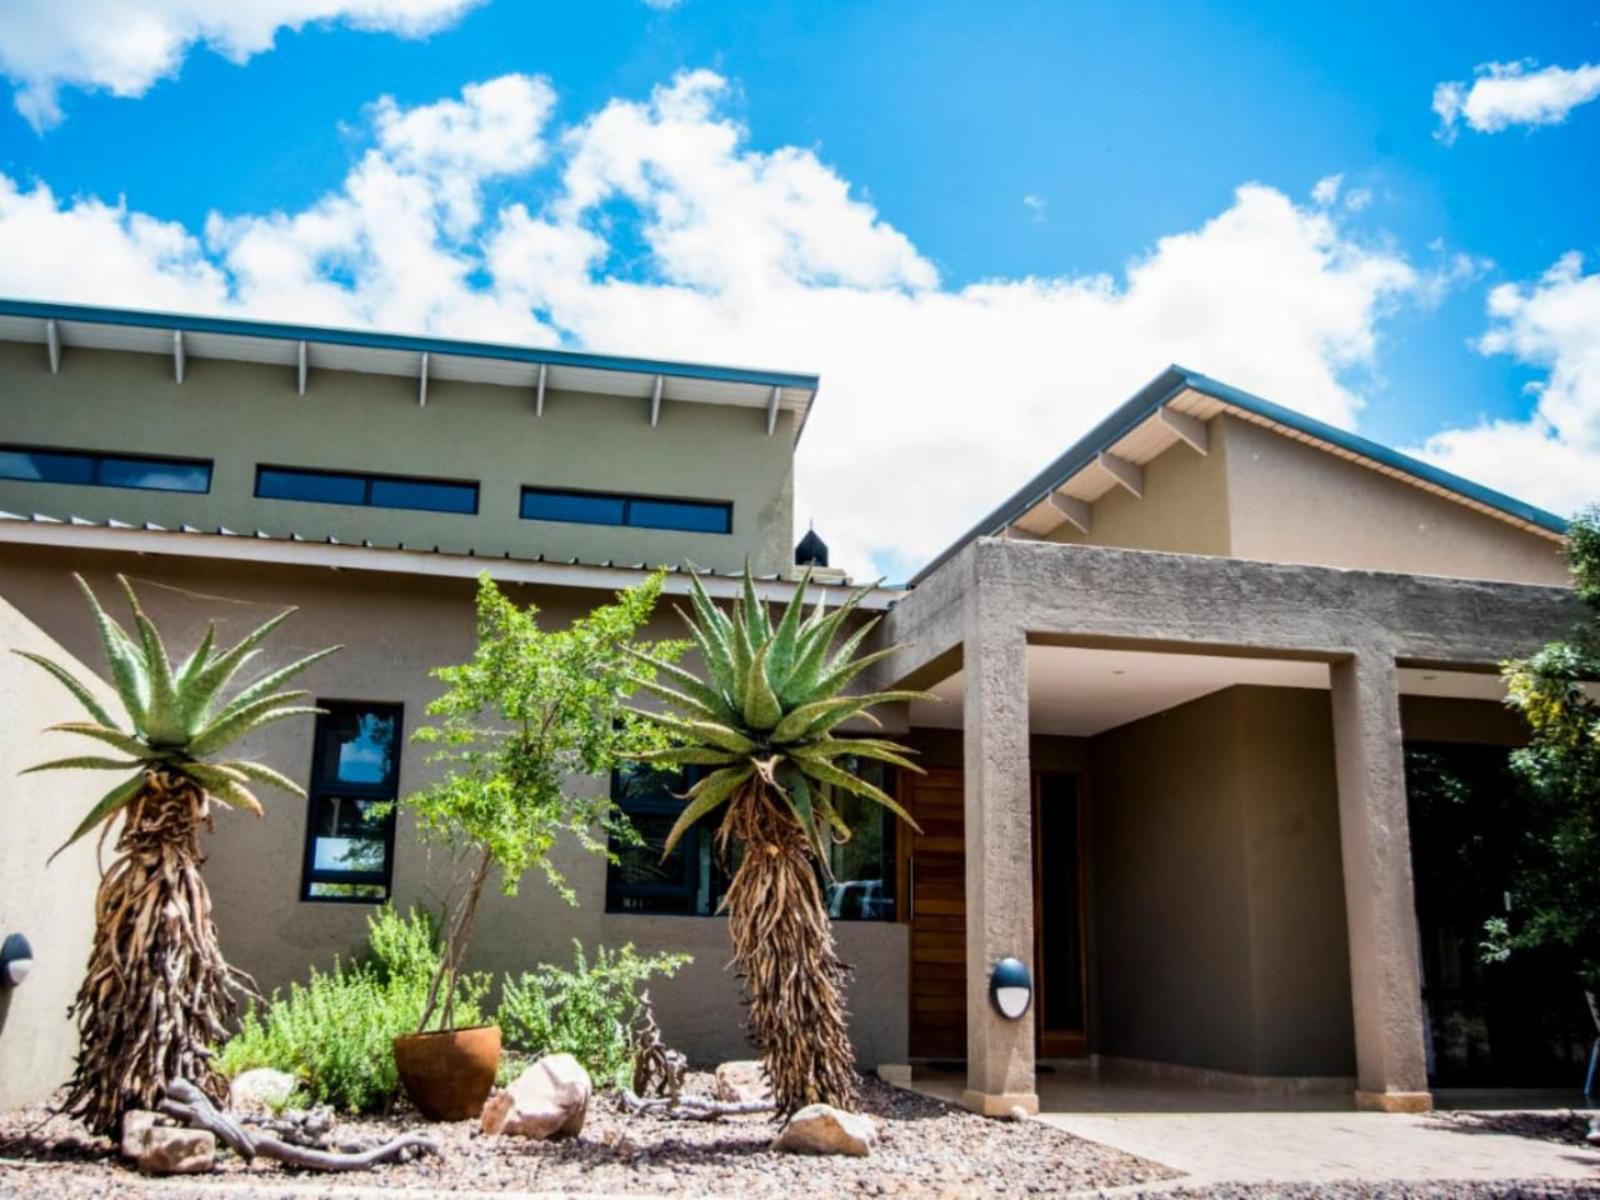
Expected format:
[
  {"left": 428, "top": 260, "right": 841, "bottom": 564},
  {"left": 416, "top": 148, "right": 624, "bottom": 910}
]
[
  {"left": 499, "top": 942, "right": 691, "bottom": 1088},
  {"left": 1485, "top": 508, "right": 1600, "bottom": 990},
  {"left": 404, "top": 572, "right": 683, "bottom": 1032}
]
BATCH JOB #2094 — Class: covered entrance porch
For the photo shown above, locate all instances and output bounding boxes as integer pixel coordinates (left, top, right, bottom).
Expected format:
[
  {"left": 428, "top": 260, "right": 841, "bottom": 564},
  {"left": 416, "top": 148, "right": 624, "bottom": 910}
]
[{"left": 868, "top": 538, "right": 1578, "bottom": 1116}]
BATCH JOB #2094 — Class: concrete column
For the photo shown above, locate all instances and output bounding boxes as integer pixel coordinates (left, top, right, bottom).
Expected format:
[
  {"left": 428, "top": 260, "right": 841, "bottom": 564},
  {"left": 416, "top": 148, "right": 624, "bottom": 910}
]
[
  {"left": 1329, "top": 647, "right": 1432, "bottom": 1113},
  {"left": 961, "top": 603, "right": 1037, "bottom": 1116}
]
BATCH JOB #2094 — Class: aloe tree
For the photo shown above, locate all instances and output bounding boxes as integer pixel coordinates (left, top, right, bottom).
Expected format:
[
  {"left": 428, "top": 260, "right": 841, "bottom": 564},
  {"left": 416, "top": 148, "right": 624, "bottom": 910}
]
[
  {"left": 625, "top": 567, "right": 925, "bottom": 1114},
  {"left": 16, "top": 575, "right": 335, "bottom": 1134}
]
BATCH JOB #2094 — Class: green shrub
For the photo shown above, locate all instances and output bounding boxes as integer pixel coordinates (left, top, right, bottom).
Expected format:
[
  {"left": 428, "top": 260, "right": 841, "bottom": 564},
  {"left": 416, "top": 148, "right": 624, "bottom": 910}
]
[
  {"left": 499, "top": 942, "right": 690, "bottom": 1089},
  {"left": 216, "top": 906, "right": 488, "bottom": 1113}
]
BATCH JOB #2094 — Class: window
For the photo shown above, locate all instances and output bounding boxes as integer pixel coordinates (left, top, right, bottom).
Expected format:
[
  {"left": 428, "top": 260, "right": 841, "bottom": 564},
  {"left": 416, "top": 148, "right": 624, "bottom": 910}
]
[
  {"left": 300, "top": 702, "right": 402, "bottom": 902},
  {"left": 257, "top": 466, "right": 478, "bottom": 515},
  {"left": 605, "top": 757, "right": 896, "bottom": 920},
  {"left": 521, "top": 487, "right": 731, "bottom": 535},
  {"left": 0, "top": 445, "right": 211, "bottom": 494}
]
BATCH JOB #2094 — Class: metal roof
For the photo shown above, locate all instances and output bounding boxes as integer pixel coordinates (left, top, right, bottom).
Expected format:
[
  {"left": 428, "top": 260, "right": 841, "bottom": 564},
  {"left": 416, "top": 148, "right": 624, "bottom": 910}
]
[
  {"left": 911, "top": 365, "right": 1570, "bottom": 585},
  {"left": 0, "top": 507, "right": 899, "bottom": 607},
  {"left": 0, "top": 298, "right": 822, "bottom": 443}
]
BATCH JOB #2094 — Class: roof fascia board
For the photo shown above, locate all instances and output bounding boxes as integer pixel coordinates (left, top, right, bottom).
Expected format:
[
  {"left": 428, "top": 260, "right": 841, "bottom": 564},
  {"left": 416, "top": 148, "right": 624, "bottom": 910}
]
[
  {"left": 0, "top": 298, "right": 820, "bottom": 394},
  {"left": 0, "top": 518, "right": 896, "bottom": 609}
]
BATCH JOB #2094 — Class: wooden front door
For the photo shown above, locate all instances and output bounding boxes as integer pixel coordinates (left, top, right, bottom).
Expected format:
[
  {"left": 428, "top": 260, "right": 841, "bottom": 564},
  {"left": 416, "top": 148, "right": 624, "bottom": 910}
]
[{"left": 899, "top": 768, "right": 967, "bottom": 1059}]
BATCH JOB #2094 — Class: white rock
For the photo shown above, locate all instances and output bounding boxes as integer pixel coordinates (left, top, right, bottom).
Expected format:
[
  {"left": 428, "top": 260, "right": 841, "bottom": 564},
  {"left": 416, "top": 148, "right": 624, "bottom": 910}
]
[
  {"left": 714, "top": 1060, "right": 773, "bottom": 1105},
  {"left": 479, "top": 1053, "right": 591, "bottom": 1139},
  {"left": 771, "top": 1103, "right": 877, "bottom": 1157},
  {"left": 136, "top": 1127, "right": 215, "bottom": 1174},
  {"left": 228, "top": 1067, "right": 298, "bottom": 1116}
]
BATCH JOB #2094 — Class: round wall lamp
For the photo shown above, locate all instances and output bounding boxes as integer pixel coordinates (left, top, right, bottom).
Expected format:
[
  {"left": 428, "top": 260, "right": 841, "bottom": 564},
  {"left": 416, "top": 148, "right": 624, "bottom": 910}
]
[
  {"left": 989, "top": 956, "right": 1032, "bottom": 1020},
  {"left": 1, "top": 933, "right": 35, "bottom": 988}
]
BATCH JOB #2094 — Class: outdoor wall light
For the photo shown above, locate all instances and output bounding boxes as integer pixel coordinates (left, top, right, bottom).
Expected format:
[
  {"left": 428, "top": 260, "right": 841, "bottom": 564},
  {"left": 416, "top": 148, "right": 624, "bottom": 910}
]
[
  {"left": 1, "top": 933, "right": 34, "bottom": 988},
  {"left": 989, "top": 956, "right": 1032, "bottom": 1020}
]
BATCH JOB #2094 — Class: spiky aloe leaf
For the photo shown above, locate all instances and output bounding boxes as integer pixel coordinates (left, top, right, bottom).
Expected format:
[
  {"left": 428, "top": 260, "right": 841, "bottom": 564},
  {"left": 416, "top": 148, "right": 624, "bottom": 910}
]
[
  {"left": 661, "top": 763, "right": 755, "bottom": 856},
  {"left": 213, "top": 758, "right": 307, "bottom": 798},
  {"left": 188, "top": 698, "right": 318, "bottom": 759},
  {"left": 743, "top": 639, "right": 782, "bottom": 731},
  {"left": 789, "top": 736, "right": 923, "bottom": 772},
  {"left": 625, "top": 646, "right": 737, "bottom": 723},
  {"left": 46, "top": 722, "right": 161, "bottom": 760},
  {"left": 795, "top": 755, "right": 921, "bottom": 832},
  {"left": 630, "top": 745, "right": 746, "bottom": 768},
  {"left": 49, "top": 772, "right": 146, "bottom": 862},
  {"left": 120, "top": 579, "right": 185, "bottom": 746},
  {"left": 811, "top": 643, "right": 909, "bottom": 702},
  {"left": 626, "top": 673, "right": 727, "bottom": 725},
  {"left": 765, "top": 566, "right": 812, "bottom": 691},
  {"left": 21, "top": 755, "right": 144, "bottom": 774},
  {"left": 780, "top": 584, "right": 871, "bottom": 703},
  {"left": 741, "top": 569, "right": 772, "bottom": 643},
  {"left": 628, "top": 708, "right": 759, "bottom": 754},
  {"left": 183, "top": 762, "right": 264, "bottom": 814},
  {"left": 182, "top": 606, "right": 297, "bottom": 724},
  {"left": 12, "top": 650, "right": 117, "bottom": 728},
  {"left": 175, "top": 622, "right": 216, "bottom": 690},
  {"left": 674, "top": 608, "right": 738, "bottom": 700},
  {"left": 772, "top": 689, "right": 929, "bottom": 743},
  {"left": 200, "top": 646, "right": 340, "bottom": 734},
  {"left": 73, "top": 575, "right": 149, "bottom": 729}
]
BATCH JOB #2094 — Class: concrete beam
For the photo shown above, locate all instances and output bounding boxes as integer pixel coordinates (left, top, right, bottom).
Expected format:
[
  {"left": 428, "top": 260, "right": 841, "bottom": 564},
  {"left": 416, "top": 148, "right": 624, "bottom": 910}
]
[
  {"left": 650, "top": 375, "right": 664, "bottom": 427},
  {"left": 960, "top": 605, "right": 1037, "bottom": 1116},
  {"left": 1096, "top": 451, "right": 1143, "bottom": 498},
  {"left": 297, "top": 340, "right": 308, "bottom": 396},
  {"left": 172, "top": 329, "right": 186, "bottom": 385},
  {"left": 766, "top": 385, "right": 782, "bottom": 436},
  {"left": 1047, "top": 492, "right": 1091, "bottom": 535},
  {"left": 45, "top": 319, "right": 60, "bottom": 375},
  {"left": 418, "top": 352, "right": 430, "bottom": 407},
  {"left": 1330, "top": 648, "right": 1432, "bottom": 1112},
  {"left": 535, "top": 362, "right": 547, "bottom": 416},
  {"left": 1159, "top": 405, "right": 1209, "bottom": 454}
]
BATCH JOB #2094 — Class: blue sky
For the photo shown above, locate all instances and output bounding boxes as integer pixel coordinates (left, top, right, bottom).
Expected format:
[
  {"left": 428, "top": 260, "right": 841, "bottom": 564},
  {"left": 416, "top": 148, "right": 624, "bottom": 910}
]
[{"left": 1, "top": 0, "right": 1597, "bottom": 577}]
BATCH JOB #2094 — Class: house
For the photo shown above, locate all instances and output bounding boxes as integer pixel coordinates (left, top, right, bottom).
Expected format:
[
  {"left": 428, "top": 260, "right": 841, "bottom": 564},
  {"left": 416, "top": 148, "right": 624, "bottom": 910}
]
[{"left": 0, "top": 298, "right": 1582, "bottom": 1117}]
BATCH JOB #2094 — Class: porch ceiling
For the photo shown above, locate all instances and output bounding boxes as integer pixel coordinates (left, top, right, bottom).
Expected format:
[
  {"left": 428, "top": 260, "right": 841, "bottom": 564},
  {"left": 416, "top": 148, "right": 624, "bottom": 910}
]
[{"left": 907, "top": 645, "right": 1507, "bottom": 737}]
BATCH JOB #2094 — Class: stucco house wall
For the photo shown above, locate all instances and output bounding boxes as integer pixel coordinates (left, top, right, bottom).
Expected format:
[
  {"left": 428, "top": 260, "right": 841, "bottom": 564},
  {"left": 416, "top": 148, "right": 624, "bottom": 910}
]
[
  {"left": 0, "top": 596, "right": 116, "bottom": 1109},
  {"left": 0, "top": 546, "right": 907, "bottom": 1070},
  {"left": 0, "top": 342, "right": 797, "bottom": 577}
]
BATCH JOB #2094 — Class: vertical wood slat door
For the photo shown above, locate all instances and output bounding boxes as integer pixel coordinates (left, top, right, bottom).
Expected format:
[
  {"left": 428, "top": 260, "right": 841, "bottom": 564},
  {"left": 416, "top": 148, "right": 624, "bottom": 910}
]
[{"left": 901, "top": 768, "right": 967, "bottom": 1060}]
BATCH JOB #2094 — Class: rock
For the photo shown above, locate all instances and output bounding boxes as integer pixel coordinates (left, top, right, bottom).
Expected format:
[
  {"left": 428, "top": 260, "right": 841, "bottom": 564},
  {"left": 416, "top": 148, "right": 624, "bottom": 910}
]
[
  {"left": 228, "top": 1068, "right": 297, "bottom": 1116},
  {"left": 480, "top": 1053, "right": 591, "bottom": 1139},
  {"left": 714, "top": 1060, "right": 773, "bottom": 1105},
  {"left": 1008, "top": 1105, "right": 1029, "bottom": 1122},
  {"left": 771, "top": 1104, "right": 877, "bottom": 1157},
  {"left": 136, "top": 1127, "right": 216, "bottom": 1174},
  {"left": 120, "top": 1110, "right": 161, "bottom": 1159}
]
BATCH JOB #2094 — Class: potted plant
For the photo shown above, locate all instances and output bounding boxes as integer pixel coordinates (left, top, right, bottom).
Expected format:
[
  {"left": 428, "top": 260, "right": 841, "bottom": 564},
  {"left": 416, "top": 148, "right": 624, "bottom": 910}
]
[
  {"left": 16, "top": 575, "right": 335, "bottom": 1133},
  {"left": 392, "top": 572, "right": 680, "bottom": 1119}
]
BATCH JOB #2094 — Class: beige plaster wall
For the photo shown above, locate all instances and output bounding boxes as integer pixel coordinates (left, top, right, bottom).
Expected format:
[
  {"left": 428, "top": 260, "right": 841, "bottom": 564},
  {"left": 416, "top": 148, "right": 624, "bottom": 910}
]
[
  {"left": 0, "top": 596, "right": 116, "bottom": 1109},
  {"left": 1222, "top": 416, "right": 1569, "bottom": 586},
  {"left": 0, "top": 545, "right": 907, "bottom": 1072},
  {"left": 0, "top": 342, "right": 796, "bottom": 576},
  {"left": 1046, "top": 421, "right": 1232, "bottom": 557},
  {"left": 1090, "top": 685, "right": 1356, "bottom": 1078}
]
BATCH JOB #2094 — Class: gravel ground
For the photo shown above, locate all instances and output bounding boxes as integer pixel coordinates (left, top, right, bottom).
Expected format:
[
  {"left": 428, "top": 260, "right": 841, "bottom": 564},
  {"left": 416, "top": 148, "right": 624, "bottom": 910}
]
[
  {"left": 1430, "top": 1109, "right": 1596, "bottom": 1147},
  {"left": 1115, "top": 1185, "right": 1600, "bottom": 1199},
  {"left": 0, "top": 1074, "right": 1174, "bottom": 1198}
]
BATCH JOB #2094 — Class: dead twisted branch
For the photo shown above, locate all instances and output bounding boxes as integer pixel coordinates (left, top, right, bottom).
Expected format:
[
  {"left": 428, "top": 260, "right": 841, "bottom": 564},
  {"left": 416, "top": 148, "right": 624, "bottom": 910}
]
[
  {"left": 63, "top": 771, "right": 246, "bottom": 1135},
  {"left": 158, "top": 1079, "right": 439, "bottom": 1171},
  {"left": 720, "top": 782, "right": 858, "bottom": 1115}
]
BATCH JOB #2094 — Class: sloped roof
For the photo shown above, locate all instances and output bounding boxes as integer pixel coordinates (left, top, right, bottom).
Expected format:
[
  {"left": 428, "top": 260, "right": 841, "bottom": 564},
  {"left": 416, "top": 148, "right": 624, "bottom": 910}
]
[
  {"left": 0, "top": 298, "right": 822, "bottom": 442},
  {"left": 911, "top": 366, "right": 1568, "bottom": 585}
]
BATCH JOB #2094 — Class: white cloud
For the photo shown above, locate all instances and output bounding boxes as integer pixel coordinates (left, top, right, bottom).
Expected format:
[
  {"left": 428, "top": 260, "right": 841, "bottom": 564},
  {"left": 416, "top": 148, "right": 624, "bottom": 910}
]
[
  {"left": 1433, "top": 60, "right": 1600, "bottom": 142},
  {"left": 1311, "top": 173, "right": 1343, "bottom": 207},
  {"left": 1412, "top": 252, "right": 1600, "bottom": 517},
  {"left": 1022, "top": 194, "right": 1047, "bottom": 221},
  {"left": 1343, "top": 187, "right": 1373, "bottom": 213},
  {"left": 0, "top": 0, "right": 481, "bottom": 129},
  {"left": 0, "top": 69, "right": 1429, "bottom": 576}
]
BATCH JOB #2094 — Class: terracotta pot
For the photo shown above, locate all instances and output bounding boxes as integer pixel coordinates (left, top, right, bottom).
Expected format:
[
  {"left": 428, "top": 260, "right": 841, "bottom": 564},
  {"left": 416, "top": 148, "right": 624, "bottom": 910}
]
[{"left": 392, "top": 1024, "right": 502, "bottom": 1120}]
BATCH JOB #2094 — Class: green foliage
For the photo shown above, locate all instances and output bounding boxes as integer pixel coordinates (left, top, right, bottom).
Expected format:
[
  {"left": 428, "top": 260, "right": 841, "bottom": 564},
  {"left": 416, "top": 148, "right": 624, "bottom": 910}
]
[
  {"left": 1493, "top": 507, "right": 1600, "bottom": 988},
  {"left": 406, "top": 571, "right": 685, "bottom": 903},
  {"left": 498, "top": 942, "right": 691, "bottom": 1089},
  {"left": 216, "top": 907, "right": 486, "bottom": 1113},
  {"left": 14, "top": 573, "right": 336, "bottom": 856},
  {"left": 624, "top": 564, "right": 928, "bottom": 868}
]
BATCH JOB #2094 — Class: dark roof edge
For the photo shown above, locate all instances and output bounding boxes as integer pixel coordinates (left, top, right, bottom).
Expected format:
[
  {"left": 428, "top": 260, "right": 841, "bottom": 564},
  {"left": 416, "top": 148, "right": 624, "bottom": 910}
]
[
  {"left": 908, "top": 365, "right": 1569, "bottom": 586},
  {"left": 0, "top": 297, "right": 821, "bottom": 393}
]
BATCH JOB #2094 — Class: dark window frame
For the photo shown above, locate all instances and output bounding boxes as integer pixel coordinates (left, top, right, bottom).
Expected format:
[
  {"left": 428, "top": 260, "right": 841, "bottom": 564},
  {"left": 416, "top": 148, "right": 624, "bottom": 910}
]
[
  {"left": 0, "top": 443, "right": 212, "bottom": 494},
  {"left": 520, "top": 486, "right": 732, "bottom": 535},
  {"left": 299, "top": 700, "right": 403, "bottom": 905},
  {"left": 256, "top": 464, "right": 480, "bottom": 515}
]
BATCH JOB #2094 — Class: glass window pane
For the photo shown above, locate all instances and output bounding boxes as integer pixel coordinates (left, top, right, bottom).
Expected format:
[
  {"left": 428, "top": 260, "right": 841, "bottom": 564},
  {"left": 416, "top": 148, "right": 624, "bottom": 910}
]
[
  {"left": 0, "top": 448, "right": 94, "bottom": 484},
  {"left": 99, "top": 456, "right": 210, "bottom": 493},
  {"left": 369, "top": 476, "right": 477, "bottom": 514},
  {"left": 314, "top": 708, "right": 399, "bottom": 789},
  {"left": 258, "top": 468, "right": 367, "bottom": 506},
  {"left": 628, "top": 498, "right": 731, "bottom": 534},
  {"left": 308, "top": 881, "right": 388, "bottom": 900},
  {"left": 824, "top": 759, "right": 895, "bottom": 921},
  {"left": 521, "top": 489, "right": 626, "bottom": 526}
]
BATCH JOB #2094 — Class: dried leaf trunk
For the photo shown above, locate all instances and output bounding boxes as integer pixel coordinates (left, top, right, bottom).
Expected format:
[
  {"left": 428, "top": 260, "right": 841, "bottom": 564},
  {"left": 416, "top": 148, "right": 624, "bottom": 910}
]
[
  {"left": 63, "top": 769, "right": 242, "bottom": 1136},
  {"left": 720, "top": 783, "right": 858, "bottom": 1116}
]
